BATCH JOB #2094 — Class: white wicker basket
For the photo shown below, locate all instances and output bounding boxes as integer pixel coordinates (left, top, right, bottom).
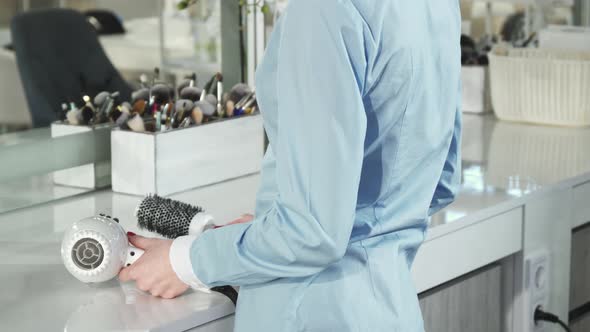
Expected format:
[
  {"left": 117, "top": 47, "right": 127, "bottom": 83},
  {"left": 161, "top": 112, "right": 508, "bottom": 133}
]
[{"left": 489, "top": 46, "right": 590, "bottom": 127}]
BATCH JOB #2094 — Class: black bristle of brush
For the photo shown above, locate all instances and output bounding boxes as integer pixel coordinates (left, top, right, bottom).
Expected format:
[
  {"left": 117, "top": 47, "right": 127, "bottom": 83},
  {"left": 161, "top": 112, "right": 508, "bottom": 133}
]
[
  {"left": 203, "top": 73, "right": 218, "bottom": 95},
  {"left": 136, "top": 194, "right": 204, "bottom": 239}
]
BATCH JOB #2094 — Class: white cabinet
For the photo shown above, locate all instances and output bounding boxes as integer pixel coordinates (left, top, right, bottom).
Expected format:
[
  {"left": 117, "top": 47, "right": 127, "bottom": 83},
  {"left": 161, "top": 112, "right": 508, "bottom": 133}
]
[
  {"left": 573, "top": 181, "right": 590, "bottom": 228},
  {"left": 419, "top": 264, "right": 502, "bottom": 332},
  {"left": 413, "top": 207, "right": 522, "bottom": 293}
]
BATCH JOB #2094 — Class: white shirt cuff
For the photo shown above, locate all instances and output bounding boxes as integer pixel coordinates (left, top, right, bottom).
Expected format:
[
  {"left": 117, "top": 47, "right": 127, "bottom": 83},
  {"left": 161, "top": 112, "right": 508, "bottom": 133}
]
[
  {"left": 188, "top": 213, "right": 216, "bottom": 238},
  {"left": 169, "top": 235, "right": 210, "bottom": 291}
]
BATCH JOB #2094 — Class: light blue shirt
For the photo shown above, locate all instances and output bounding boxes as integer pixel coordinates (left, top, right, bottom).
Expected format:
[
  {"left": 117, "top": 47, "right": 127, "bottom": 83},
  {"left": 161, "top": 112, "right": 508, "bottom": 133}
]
[{"left": 189, "top": 0, "right": 462, "bottom": 330}]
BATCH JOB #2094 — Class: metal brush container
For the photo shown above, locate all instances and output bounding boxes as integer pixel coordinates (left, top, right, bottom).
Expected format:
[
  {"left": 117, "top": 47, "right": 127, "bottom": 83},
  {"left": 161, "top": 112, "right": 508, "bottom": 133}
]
[{"left": 111, "top": 114, "right": 264, "bottom": 196}]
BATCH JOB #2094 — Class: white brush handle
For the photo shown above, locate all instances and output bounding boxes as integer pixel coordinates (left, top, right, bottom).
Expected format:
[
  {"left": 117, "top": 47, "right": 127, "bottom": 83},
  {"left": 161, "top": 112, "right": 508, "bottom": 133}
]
[{"left": 124, "top": 246, "right": 144, "bottom": 266}]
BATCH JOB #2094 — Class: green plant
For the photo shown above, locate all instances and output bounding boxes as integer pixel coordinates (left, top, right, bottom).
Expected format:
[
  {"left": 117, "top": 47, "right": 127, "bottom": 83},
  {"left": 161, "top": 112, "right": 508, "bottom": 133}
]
[{"left": 239, "top": 0, "right": 270, "bottom": 14}]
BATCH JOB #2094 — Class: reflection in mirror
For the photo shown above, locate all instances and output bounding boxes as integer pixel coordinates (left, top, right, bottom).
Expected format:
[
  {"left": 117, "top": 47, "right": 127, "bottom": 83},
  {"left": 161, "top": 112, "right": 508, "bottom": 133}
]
[{"left": 0, "top": 0, "right": 247, "bottom": 214}]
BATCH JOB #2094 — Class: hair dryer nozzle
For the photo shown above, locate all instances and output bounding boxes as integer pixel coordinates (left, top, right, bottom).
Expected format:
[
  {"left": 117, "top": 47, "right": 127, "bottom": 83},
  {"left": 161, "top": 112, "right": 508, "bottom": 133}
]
[{"left": 61, "top": 215, "right": 143, "bottom": 283}]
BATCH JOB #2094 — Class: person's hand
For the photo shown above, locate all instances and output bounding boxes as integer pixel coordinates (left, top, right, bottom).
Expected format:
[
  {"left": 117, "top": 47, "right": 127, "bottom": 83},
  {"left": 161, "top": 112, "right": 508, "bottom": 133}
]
[
  {"left": 226, "top": 214, "right": 254, "bottom": 226},
  {"left": 118, "top": 233, "right": 190, "bottom": 299}
]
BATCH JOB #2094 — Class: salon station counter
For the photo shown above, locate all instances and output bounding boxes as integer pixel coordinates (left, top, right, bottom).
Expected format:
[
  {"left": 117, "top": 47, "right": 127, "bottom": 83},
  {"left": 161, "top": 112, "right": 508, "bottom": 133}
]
[{"left": 1, "top": 114, "right": 590, "bottom": 332}]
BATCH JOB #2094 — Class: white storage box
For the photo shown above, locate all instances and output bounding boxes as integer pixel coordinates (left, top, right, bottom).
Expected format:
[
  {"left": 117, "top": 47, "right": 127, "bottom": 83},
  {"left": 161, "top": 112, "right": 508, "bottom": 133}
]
[
  {"left": 489, "top": 46, "right": 590, "bottom": 127},
  {"left": 487, "top": 120, "right": 590, "bottom": 188},
  {"left": 539, "top": 25, "right": 590, "bottom": 52},
  {"left": 461, "top": 66, "right": 492, "bottom": 114},
  {"left": 111, "top": 114, "right": 264, "bottom": 196},
  {"left": 51, "top": 122, "right": 112, "bottom": 189}
]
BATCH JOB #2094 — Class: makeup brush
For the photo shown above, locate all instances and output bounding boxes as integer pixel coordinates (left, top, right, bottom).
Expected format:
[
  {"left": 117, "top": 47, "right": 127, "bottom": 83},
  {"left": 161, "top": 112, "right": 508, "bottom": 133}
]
[
  {"left": 241, "top": 95, "right": 257, "bottom": 115},
  {"left": 66, "top": 107, "right": 81, "bottom": 125},
  {"left": 158, "top": 103, "right": 172, "bottom": 131},
  {"left": 93, "top": 91, "right": 110, "bottom": 107},
  {"left": 226, "top": 100, "right": 236, "bottom": 117},
  {"left": 175, "top": 99, "right": 194, "bottom": 114},
  {"left": 135, "top": 194, "right": 215, "bottom": 239},
  {"left": 144, "top": 121, "right": 156, "bottom": 132},
  {"left": 58, "top": 103, "right": 69, "bottom": 121},
  {"left": 121, "top": 102, "right": 132, "bottom": 114},
  {"left": 152, "top": 67, "right": 160, "bottom": 85},
  {"left": 173, "top": 108, "right": 186, "bottom": 129},
  {"left": 228, "top": 83, "right": 251, "bottom": 104},
  {"left": 132, "top": 88, "right": 150, "bottom": 104},
  {"left": 151, "top": 83, "right": 171, "bottom": 105},
  {"left": 215, "top": 73, "right": 224, "bottom": 117},
  {"left": 178, "top": 73, "right": 198, "bottom": 95},
  {"left": 115, "top": 110, "right": 130, "bottom": 126},
  {"left": 131, "top": 88, "right": 150, "bottom": 104},
  {"left": 110, "top": 105, "right": 123, "bottom": 123},
  {"left": 179, "top": 116, "right": 192, "bottom": 128},
  {"left": 80, "top": 105, "right": 95, "bottom": 125},
  {"left": 127, "top": 114, "right": 146, "bottom": 132},
  {"left": 235, "top": 90, "right": 255, "bottom": 108},
  {"left": 193, "top": 100, "right": 216, "bottom": 118},
  {"left": 167, "top": 84, "right": 176, "bottom": 100},
  {"left": 180, "top": 86, "right": 203, "bottom": 102},
  {"left": 81, "top": 95, "right": 93, "bottom": 108},
  {"left": 132, "top": 100, "right": 147, "bottom": 116},
  {"left": 203, "top": 73, "right": 218, "bottom": 96},
  {"left": 177, "top": 80, "right": 190, "bottom": 96},
  {"left": 164, "top": 102, "right": 174, "bottom": 130},
  {"left": 93, "top": 92, "right": 118, "bottom": 124},
  {"left": 139, "top": 73, "right": 149, "bottom": 88},
  {"left": 147, "top": 95, "right": 157, "bottom": 115},
  {"left": 232, "top": 92, "right": 256, "bottom": 116},
  {"left": 191, "top": 107, "right": 204, "bottom": 125},
  {"left": 81, "top": 95, "right": 98, "bottom": 124},
  {"left": 205, "top": 94, "right": 217, "bottom": 108},
  {"left": 154, "top": 110, "right": 162, "bottom": 132}
]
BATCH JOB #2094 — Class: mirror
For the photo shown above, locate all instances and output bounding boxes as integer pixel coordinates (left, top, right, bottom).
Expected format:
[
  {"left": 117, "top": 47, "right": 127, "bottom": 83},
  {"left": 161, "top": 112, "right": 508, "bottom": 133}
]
[{"left": 0, "top": 0, "right": 250, "bottom": 214}]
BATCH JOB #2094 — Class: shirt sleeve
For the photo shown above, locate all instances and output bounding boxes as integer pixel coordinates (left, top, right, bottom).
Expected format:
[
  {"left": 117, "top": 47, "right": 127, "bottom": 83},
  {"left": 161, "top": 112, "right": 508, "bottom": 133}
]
[
  {"left": 184, "top": 0, "right": 368, "bottom": 287},
  {"left": 428, "top": 81, "right": 462, "bottom": 216},
  {"left": 253, "top": 146, "right": 279, "bottom": 218}
]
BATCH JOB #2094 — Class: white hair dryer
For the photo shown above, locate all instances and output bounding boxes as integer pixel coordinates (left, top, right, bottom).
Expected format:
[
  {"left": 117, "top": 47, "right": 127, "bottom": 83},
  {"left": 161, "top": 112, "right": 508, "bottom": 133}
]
[{"left": 61, "top": 215, "right": 144, "bottom": 283}]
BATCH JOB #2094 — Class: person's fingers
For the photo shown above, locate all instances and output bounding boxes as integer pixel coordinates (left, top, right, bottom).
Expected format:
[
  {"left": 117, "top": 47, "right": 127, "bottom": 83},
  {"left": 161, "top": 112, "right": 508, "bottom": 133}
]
[
  {"left": 161, "top": 292, "right": 175, "bottom": 299},
  {"left": 128, "top": 233, "right": 157, "bottom": 250},
  {"left": 118, "top": 265, "right": 135, "bottom": 282},
  {"left": 227, "top": 214, "right": 254, "bottom": 225},
  {"left": 162, "top": 286, "right": 184, "bottom": 299},
  {"left": 136, "top": 279, "right": 152, "bottom": 292},
  {"left": 161, "top": 291, "right": 178, "bottom": 299},
  {"left": 150, "top": 281, "right": 171, "bottom": 298}
]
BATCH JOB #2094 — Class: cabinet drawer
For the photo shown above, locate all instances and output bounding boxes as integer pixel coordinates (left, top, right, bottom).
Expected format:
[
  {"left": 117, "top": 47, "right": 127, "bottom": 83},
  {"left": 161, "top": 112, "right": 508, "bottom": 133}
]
[
  {"left": 413, "top": 207, "right": 522, "bottom": 292},
  {"left": 573, "top": 181, "right": 590, "bottom": 228},
  {"left": 570, "top": 224, "right": 590, "bottom": 309},
  {"left": 419, "top": 264, "right": 501, "bottom": 332},
  {"left": 571, "top": 312, "right": 590, "bottom": 332}
]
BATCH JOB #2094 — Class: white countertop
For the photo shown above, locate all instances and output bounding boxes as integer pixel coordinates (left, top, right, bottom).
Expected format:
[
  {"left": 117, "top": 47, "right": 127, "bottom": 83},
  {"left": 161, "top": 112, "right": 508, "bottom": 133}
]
[{"left": 1, "top": 114, "right": 590, "bottom": 331}]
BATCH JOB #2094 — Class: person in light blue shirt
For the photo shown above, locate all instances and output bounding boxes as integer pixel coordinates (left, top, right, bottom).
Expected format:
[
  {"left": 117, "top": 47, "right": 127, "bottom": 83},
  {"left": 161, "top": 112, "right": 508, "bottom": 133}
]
[{"left": 120, "top": 0, "right": 462, "bottom": 330}]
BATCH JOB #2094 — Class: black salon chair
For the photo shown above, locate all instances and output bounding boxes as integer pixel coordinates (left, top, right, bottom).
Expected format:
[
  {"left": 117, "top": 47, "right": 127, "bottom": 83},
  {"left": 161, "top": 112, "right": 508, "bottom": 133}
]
[{"left": 11, "top": 8, "right": 132, "bottom": 127}]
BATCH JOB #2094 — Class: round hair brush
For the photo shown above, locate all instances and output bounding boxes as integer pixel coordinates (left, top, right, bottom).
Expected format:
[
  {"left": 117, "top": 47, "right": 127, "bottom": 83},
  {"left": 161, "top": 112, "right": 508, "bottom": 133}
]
[
  {"left": 134, "top": 194, "right": 238, "bottom": 305},
  {"left": 135, "top": 194, "right": 215, "bottom": 239}
]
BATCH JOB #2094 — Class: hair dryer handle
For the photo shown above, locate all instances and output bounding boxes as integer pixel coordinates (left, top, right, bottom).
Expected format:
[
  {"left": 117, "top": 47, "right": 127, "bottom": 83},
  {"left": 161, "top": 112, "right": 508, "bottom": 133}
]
[{"left": 124, "top": 246, "right": 144, "bottom": 267}]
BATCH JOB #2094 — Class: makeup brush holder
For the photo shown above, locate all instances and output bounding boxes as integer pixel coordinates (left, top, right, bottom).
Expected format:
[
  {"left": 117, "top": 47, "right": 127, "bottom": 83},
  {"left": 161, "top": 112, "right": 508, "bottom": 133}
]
[
  {"left": 111, "top": 114, "right": 264, "bottom": 196},
  {"left": 461, "top": 65, "right": 491, "bottom": 114},
  {"left": 51, "top": 122, "right": 112, "bottom": 189}
]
